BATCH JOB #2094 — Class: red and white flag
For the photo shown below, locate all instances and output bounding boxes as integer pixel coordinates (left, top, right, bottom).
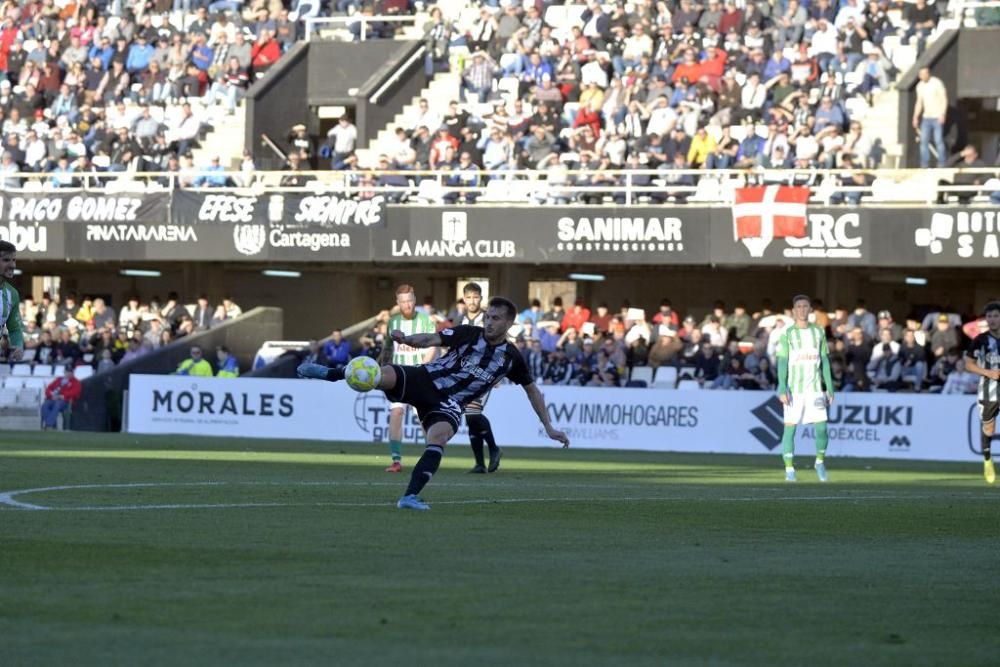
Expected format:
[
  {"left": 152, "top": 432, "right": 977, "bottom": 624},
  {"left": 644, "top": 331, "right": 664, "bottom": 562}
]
[{"left": 732, "top": 185, "right": 809, "bottom": 257}]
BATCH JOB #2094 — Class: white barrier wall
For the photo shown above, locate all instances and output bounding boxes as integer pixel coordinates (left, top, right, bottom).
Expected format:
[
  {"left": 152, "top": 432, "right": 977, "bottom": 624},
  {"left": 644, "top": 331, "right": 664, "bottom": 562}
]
[{"left": 127, "top": 375, "right": 985, "bottom": 462}]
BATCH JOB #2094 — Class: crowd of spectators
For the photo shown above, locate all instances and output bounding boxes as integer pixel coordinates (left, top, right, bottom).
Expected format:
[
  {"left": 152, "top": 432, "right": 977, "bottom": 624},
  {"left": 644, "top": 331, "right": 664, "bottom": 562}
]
[
  {"left": 0, "top": 290, "right": 243, "bottom": 372},
  {"left": 0, "top": 1, "right": 292, "bottom": 186},
  {"left": 278, "top": 0, "right": 1000, "bottom": 206},
  {"left": 328, "top": 293, "right": 984, "bottom": 394},
  {"left": 387, "top": 0, "right": 936, "bottom": 185}
]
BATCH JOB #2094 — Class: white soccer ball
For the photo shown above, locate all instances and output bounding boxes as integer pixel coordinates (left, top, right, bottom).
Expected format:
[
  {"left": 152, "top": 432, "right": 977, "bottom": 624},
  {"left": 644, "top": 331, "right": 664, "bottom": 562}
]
[{"left": 345, "top": 356, "right": 382, "bottom": 392}]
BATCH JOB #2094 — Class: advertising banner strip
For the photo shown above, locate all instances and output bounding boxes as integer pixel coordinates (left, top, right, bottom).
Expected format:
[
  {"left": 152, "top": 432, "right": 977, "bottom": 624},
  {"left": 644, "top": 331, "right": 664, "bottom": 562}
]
[
  {"left": 3, "top": 191, "right": 997, "bottom": 266},
  {"left": 128, "top": 375, "right": 984, "bottom": 463}
]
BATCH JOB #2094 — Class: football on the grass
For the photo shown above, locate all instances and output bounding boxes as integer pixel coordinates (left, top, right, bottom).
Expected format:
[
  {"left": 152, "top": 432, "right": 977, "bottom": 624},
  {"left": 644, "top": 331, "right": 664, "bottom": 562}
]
[{"left": 345, "top": 356, "right": 382, "bottom": 392}]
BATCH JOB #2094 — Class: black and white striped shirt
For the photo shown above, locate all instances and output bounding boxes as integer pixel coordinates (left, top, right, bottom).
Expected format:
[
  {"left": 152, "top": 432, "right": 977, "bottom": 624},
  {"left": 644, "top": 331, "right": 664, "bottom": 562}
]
[
  {"left": 461, "top": 311, "right": 484, "bottom": 327},
  {"left": 425, "top": 325, "right": 533, "bottom": 406},
  {"left": 968, "top": 332, "right": 1000, "bottom": 403}
]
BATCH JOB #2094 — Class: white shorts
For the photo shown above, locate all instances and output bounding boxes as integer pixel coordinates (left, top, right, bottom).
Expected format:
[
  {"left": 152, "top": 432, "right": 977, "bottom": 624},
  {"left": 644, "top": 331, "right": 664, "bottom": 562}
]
[
  {"left": 783, "top": 391, "right": 828, "bottom": 426},
  {"left": 389, "top": 402, "right": 410, "bottom": 412}
]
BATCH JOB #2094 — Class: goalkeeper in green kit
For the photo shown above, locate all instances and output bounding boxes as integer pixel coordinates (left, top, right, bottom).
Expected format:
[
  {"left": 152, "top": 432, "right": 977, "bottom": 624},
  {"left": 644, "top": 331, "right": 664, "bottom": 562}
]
[
  {"left": 0, "top": 241, "right": 25, "bottom": 362},
  {"left": 774, "top": 295, "right": 834, "bottom": 482}
]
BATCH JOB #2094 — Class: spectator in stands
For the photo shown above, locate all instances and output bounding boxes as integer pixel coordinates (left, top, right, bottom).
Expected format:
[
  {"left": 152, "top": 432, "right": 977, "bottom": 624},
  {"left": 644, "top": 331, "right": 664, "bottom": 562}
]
[
  {"left": 41, "top": 365, "right": 82, "bottom": 430},
  {"left": 216, "top": 346, "right": 239, "bottom": 378},
  {"left": 913, "top": 66, "right": 948, "bottom": 168},
  {"left": 423, "top": 7, "right": 452, "bottom": 76},
  {"left": 902, "top": 0, "right": 938, "bottom": 56},
  {"left": 174, "top": 345, "right": 214, "bottom": 376},
  {"left": 322, "top": 329, "right": 352, "bottom": 369},
  {"left": 519, "top": 299, "right": 543, "bottom": 328},
  {"left": 194, "top": 155, "right": 229, "bottom": 187},
  {"left": 96, "top": 348, "right": 116, "bottom": 373},
  {"left": 848, "top": 300, "right": 877, "bottom": 340},
  {"left": 929, "top": 314, "right": 958, "bottom": 361},
  {"left": 947, "top": 145, "right": 987, "bottom": 204},
  {"left": 877, "top": 310, "right": 903, "bottom": 341},
  {"left": 462, "top": 51, "right": 496, "bottom": 104},
  {"left": 942, "top": 358, "right": 978, "bottom": 394},
  {"left": 870, "top": 341, "right": 902, "bottom": 391},
  {"left": 897, "top": 329, "right": 927, "bottom": 391},
  {"left": 322, "top": 116, "right": 357, "bottom": 170}
]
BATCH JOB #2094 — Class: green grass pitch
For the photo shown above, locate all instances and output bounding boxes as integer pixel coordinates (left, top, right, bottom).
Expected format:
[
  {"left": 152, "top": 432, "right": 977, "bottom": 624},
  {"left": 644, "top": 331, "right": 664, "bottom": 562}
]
[{"left": 2, "top": 432, "right": 999, "bottom": 666}]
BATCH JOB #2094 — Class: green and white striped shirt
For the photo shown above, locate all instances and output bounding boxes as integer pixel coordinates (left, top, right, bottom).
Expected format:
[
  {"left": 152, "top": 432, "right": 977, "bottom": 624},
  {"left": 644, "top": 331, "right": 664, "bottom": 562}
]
[
  {"left": 388, "top": 311, "right": 436, "bottom": 365},
  {"left": 776, "top": 324, "right": 827, "bottom": 394},
  {"left": 0, "top": 280, "right": 23, "bottom": 348}
]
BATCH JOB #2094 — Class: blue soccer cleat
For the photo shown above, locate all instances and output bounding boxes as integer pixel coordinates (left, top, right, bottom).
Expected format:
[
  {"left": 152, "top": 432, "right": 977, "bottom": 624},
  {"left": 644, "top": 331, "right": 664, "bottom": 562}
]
[
  {"left": 815, "top": 462, "right": 828, "bottom": 483},
  {"left": 297, "top": 362, "right": 329, "bottom": 379},
  {"left": 396, "top": 494, "right": 430, "bottom": 510},
  {"left": 785, "top": 468, "right": 797, "bottom": 482}
]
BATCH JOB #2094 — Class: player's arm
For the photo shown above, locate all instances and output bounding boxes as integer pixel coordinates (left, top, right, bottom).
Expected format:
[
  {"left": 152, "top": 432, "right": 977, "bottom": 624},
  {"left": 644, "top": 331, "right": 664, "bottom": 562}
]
[
  {"left": 420, "top": 315, "right": 437, "bottom": 363},
  {"left": 522, "top": 382, "right": 570, "bottom": 448},
  {"left": 378, "top": 337, "right": 393, "bottom": 365},
  {"left": 965, "top": 346, "right": 1000, "bottom": 381},
  {"left": 6, "top": 289, "right": 24, "bottom": 360},
  {"left": 390, "top": 330, "right": 442, "bottom": 348},
  {"left": 820, "top": 333, "right": 834, "bottom": 404},
  {"left": 775, "top": 333, "right": 789, "bottom": 404}
]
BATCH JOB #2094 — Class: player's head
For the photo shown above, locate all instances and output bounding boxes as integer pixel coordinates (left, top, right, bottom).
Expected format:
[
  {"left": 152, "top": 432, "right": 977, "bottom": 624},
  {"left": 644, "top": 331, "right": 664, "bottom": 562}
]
[
  {"left": 483, "top": 296, "right": 517, "bottom": 343},
  {"left": 395, "top": 283, "right": 416, "bottom": 317},
  {"left": 791, "top": 294, "right": 811, "bottom": 322},
  {"left": 0, "top": 240, "right": 15, "bottom": 279},
  {"left": 463, "top": 282, "right": 483, "bottom": 314},
  {"left": 984, "top": 301, "right": 1000, "bottom": 331}
]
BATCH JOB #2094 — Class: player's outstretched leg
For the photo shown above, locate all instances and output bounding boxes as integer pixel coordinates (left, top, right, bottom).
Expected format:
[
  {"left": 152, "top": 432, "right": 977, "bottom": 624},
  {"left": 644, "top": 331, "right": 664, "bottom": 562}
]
[
  {"left": 814, "top": 421, "right": 829, "bottom": 482},
  {"left": 983, "top": 428, "right": 995, "bottom": 485},
  {"left": 297, "top": 362, "right": 344, "bottom": 381},
  {"left": 782, "top": 424, "right": 797, "bottom": 481},
  {"left": 465, "top": 413, "right": 487, "bottom": 474}
]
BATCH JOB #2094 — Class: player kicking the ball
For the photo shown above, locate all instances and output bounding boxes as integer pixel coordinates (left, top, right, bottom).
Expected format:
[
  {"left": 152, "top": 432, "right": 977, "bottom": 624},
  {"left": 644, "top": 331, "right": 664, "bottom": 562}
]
[
  {"left": 775, "top": 295, "right": 835, "bottom": 482},
  {"left": 297, "top": 296, "right": 570, "bottom": 510},
  {"left": 964, "top": 301, "right": 1000, "bottom": 485}
]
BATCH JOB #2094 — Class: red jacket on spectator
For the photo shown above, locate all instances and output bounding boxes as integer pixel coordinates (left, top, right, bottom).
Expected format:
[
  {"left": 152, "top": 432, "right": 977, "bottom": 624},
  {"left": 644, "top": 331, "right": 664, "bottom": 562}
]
[
  {"left": 573, "top": 105, "right": 602, "bottom": 136},
  {"left": 251, "top": 37, "right": 281, "bottom": 72},
  {"left": 562, "top": 304, "right": 592, "bottom": 333},
  {"left": 672, "top": 61, "right": 702, "bottom": 85},
  {"left": 0, "top": 25, "right": 18, "bottom": 71},
  {"left": 699, "top": 48, "right": 727, "bottom": 82},
  {"left": 45, "top": 375, "right": 82, "bottom": 403}
]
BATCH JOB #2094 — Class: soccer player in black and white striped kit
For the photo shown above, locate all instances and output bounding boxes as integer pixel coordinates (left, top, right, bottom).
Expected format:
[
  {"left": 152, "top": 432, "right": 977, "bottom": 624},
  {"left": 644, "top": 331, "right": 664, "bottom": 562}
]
[
  {"left": 965, "top": 301, "right": 1000, "bottom": 484},
  {"left": 459, "top": 282, "right": 502, "bottom": 473},
  {"left": 297, "top": 296, "right": 570, "bottom": 510}
]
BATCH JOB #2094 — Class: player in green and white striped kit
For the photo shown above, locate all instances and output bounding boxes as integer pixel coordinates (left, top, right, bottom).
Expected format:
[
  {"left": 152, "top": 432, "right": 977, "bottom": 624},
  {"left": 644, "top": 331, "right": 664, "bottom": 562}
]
[
  {"left": 775, "top": 295, "right": 834, "bottom": 482},
  {"left": 0, "top": 241, "right": 25, "bottom": 362},
  {"left": 378, "top": 284, "right": 436, "bottom": 472}
]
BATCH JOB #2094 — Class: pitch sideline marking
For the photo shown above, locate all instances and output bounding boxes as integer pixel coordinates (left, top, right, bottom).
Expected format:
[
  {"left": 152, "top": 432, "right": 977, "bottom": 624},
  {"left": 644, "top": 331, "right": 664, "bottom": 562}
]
[{"left": 1, "top": 481, "right": 991, "bottom": 512}]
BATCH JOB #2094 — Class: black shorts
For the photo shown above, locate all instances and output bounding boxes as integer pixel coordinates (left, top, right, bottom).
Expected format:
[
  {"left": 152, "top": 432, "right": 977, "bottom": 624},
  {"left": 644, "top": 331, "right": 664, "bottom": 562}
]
[
  {"left": 384, "top": 365, "right": 463, "bottom": 434},
  {"left": 979, "top": 400, "right": 999, "bottom": 423}
]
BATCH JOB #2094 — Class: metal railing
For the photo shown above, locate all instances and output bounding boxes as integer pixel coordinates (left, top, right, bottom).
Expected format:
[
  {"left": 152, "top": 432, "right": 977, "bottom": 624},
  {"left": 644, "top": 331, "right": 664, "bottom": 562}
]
[
  {"left": 3, "top": 167, "right": 997, "bottom": 205},
  {"left": 303, "top": 15, "right": 421, "bottom": 42}
]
